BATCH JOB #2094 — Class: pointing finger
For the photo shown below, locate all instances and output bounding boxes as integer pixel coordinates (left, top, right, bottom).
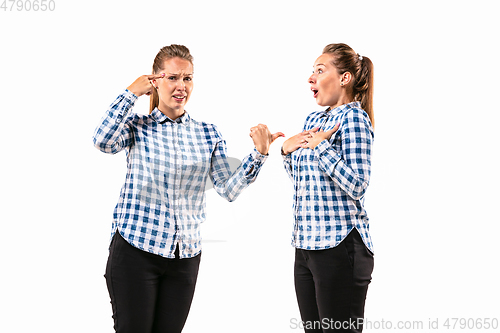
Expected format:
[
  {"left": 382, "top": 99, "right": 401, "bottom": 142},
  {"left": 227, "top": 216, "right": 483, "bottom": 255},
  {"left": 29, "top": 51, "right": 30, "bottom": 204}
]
[{"left": 147, "top": 73, "right": 166, "bottom": 80}]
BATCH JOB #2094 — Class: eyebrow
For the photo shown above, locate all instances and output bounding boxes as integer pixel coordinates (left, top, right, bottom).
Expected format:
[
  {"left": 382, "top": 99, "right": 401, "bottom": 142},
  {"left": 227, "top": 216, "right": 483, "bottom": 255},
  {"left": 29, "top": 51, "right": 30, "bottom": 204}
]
[
  {"left": 314, "top": 63, "right": 326, "bottom": 67},
  {"left": 168, "top": 73, "right": 193, "bottom": 76}
]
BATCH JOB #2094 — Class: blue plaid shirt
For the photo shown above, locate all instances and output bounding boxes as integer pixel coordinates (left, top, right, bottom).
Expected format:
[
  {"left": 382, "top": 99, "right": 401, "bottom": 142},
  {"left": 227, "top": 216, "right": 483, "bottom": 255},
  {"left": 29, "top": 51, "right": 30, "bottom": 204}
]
[
  {"left": 283, "top": 101, "right": 374, "bottom": 253},
  {"left": 93, "top": 89, "right": 267, "bottom": 258}
]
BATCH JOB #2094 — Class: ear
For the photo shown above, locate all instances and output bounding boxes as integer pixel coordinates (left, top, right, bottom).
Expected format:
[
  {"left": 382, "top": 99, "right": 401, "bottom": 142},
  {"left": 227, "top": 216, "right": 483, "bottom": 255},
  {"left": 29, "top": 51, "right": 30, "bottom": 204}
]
[{"left": 340, "top": 72, "right": 353, "bottom": 86}]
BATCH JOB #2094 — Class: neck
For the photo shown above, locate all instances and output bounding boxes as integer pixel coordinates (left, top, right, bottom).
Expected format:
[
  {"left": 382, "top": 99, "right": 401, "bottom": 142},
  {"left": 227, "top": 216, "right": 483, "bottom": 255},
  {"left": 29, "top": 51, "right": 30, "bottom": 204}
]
[
  {"left": 329, "top": 94, "right": 353, "bottom": 110},
  {"left": 158, "top": 106, "right": 184, "bottom": 120}
]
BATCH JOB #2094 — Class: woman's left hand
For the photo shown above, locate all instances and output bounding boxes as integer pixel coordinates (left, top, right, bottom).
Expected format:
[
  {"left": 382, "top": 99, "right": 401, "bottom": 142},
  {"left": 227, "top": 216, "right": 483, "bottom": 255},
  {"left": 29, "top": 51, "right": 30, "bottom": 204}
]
[
  {"left": 249, "top": 124, "right": 285, "bottom": 155},
  {"left": 303, "top": 124, "right": 340, "bottom": 149}
]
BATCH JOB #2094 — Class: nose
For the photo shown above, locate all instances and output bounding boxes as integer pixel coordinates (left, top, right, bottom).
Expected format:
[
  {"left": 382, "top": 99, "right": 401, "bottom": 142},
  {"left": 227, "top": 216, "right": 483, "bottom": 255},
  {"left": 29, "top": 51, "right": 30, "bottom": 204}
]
[
  {"left": 308, "top": 73, "right": 316, "bottom": 84},
  {"left": 176, "top": 79, "right": 186, "bottom": 90}
]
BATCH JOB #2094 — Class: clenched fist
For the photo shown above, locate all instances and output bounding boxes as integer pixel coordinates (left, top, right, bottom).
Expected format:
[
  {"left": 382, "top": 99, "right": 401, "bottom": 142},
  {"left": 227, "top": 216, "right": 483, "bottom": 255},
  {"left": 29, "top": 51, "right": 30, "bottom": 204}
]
[{"left": 249, "top": 124, "right": 285, "bottom": 155}]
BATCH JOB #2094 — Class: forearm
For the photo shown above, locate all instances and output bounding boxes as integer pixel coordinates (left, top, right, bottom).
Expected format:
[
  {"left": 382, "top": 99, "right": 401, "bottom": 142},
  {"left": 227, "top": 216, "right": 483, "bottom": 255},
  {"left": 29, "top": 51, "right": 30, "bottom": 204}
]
[
  {"left": 314, "top": 140, "right": 370, "bottom": 200},
  {"left": 212, "top": 148, "right": 268, "bottom": 202},
  {"left": 92, "top": 89, "right": 137, "bottom": 154},
  {"left": 282, "top": 152, "right": 294, "bottom": 183}
]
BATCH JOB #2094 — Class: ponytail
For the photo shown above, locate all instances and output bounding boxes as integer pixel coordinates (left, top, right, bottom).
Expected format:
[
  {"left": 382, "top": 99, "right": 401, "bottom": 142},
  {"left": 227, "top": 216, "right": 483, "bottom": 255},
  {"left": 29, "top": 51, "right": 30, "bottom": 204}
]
[
  {"left": 150, "top": 84, "right": 159, "bottom": 114},
  {"left": 354, "top": 56, "right": 374, "bottom": 128}
]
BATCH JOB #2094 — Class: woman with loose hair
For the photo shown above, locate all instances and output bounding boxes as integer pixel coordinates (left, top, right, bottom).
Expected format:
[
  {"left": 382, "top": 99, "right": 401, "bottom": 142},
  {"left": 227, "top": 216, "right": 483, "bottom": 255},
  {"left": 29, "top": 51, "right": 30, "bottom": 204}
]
[
  {"left": 281, "top": 43, "right": 375, "bottom": 332},
  {"left": 93, "top": 44, "right": 283, "bottom": 333}
]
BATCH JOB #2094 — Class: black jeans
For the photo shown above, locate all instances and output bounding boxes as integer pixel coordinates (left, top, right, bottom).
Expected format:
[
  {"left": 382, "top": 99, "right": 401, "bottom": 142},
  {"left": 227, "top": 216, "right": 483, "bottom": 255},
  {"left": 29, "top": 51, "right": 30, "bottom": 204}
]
[
  {"left": 294, "top": 229, "right": 374, "bottom": 332},
  {"left": 105, "top": 232, "right": 201, "bottom": 333}
]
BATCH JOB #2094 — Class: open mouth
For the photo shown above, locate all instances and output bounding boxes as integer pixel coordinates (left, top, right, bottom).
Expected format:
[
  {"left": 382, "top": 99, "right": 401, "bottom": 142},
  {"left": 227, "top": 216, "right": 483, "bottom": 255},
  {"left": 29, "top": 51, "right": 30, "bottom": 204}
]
[{"left": 311, "top": 88, "right": 318, "bottom": 98}]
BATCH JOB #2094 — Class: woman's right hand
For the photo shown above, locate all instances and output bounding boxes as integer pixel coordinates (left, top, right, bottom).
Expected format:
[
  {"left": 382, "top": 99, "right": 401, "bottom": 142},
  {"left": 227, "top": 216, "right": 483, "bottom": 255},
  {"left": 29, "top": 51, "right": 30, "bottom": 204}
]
[
  {"left": 127, "top": 73, "right": 165, "bottom": 97},
  {"left": 281, "top": 130, "right": 313, "bottom": 155}
]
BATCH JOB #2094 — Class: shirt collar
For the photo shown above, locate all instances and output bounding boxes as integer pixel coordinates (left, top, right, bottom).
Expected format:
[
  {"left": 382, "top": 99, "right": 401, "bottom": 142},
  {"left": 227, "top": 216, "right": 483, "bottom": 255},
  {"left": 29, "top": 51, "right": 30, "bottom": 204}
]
[
  {"left": 151, "top": 108, "right": 191, "bottom": 124},
  {"left": 322, "top": 101, "right": 361, "bottom": 116}
]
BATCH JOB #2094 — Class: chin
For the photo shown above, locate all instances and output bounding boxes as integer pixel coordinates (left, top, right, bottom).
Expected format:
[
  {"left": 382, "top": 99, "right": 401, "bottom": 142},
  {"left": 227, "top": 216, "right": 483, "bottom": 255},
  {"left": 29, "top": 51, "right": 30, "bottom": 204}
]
[{"left": 169, "top": 104, "right": 185, "bottom": 111}]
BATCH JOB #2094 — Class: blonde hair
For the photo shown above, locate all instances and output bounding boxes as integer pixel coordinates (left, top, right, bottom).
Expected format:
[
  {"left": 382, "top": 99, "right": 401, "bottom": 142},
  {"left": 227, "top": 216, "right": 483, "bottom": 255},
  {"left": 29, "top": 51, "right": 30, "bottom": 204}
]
[
  {"left": 149, "top": 45, "right": 194, "bottom": 113},
  {"left": 323, "top": 43, "right": 374, "bottom": 127}
]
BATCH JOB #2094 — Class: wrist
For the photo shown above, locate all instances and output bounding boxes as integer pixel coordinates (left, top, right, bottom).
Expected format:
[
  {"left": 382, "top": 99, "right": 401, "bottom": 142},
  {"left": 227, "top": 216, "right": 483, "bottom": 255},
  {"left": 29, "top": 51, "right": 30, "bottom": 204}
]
[
  {"left": 256, "top": 147, "right": 269, "bottom": 155},
  {"left": 126, "top": 85, "right": 141, "bottom": 97}
]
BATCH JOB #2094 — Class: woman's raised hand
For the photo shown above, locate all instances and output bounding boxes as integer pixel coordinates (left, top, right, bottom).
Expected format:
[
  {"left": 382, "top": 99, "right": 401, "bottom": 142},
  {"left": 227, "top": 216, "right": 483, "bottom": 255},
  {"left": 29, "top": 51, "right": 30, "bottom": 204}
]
[
  {"left": 302, "top": 124, "right": 339, "bottom": 149},
  {"left": 249, "top": 124, "right": 285, "bottom": 155},
  {"left": 127, "top": 73, "right": 166, "bottom": 97},
  {"left": 282, "top": 131, "right": 310, "bottom": 155},
  {"left": 281, "top": 124, "right": 339, "bottom": 155}
]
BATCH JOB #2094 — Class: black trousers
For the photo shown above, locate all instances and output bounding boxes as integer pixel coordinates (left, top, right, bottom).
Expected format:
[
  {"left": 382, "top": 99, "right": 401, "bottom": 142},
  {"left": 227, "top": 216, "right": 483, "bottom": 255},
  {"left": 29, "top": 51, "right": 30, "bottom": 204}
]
[
  {"left": 294, "top": 229, "right": 374, "bottom": 332},
  {"left": 105, "top": 232, "right": 201, "bottom": 333}
]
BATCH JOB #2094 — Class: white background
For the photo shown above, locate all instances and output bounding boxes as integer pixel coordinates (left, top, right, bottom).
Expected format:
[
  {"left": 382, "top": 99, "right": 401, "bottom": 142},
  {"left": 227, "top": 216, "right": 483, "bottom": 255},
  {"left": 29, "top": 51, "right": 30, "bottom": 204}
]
[{"left": 1, "top": 0, "right": 499, "bottom": 332}]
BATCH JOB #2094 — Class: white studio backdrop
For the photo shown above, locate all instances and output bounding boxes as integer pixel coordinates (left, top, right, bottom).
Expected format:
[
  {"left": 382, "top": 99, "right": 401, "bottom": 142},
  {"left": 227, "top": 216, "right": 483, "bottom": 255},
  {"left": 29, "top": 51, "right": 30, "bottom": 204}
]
[{"left": 1, "top": 0, "right": 499, "bottom": 332}]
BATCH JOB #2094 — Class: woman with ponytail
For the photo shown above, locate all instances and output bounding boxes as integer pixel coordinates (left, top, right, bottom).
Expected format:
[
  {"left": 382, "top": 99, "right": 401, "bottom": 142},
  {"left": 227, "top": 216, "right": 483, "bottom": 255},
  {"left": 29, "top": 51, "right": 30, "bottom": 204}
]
[
  {"left": 282, "top": 43, "right": 375, "bottom": 332},
  {"left": 93, "top": 44, "right": 283, "bottom": 333}
]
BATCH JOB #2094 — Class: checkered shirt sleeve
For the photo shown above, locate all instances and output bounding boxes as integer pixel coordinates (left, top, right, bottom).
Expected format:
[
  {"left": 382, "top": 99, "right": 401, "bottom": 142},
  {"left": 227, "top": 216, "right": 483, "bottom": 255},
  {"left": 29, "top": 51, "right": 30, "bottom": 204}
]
[
  {"left": 204, "top": 125, "right": 266, "bottom": 202},
  {"left": 92, "top": 89, "right": 137, "bottom": 154},
  {"left": 93, "top": 90, "right": 268, "bottom": 259},
  {"left": 282, "top": 102, "right": 375, "bottom": 253}
]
